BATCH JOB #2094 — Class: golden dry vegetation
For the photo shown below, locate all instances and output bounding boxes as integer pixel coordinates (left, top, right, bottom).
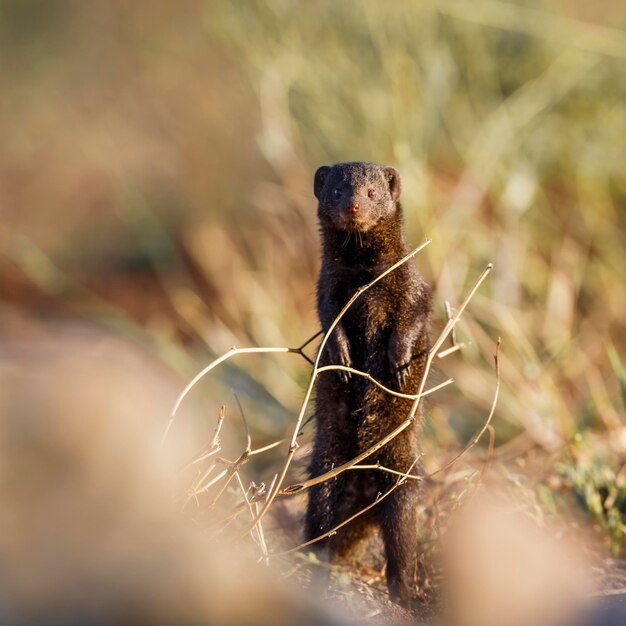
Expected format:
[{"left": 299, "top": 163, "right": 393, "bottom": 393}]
[{"left": 1, "top": 1, "right": 626, "bottom": 623}]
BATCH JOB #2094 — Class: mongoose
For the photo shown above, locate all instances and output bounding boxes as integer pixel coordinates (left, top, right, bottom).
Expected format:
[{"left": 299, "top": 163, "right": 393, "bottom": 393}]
[{"left": 305, "top": 161, "right": 432, "bottom": 607}]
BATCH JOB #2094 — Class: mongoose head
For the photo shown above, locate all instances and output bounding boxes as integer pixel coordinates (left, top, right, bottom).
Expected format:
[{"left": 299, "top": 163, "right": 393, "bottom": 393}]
[{"left": 314, "top": 161, "right": 402, "bottom": 232}]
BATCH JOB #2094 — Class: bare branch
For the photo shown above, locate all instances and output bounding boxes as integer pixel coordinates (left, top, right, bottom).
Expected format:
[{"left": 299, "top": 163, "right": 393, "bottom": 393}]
[
  {"left": 345, "top": 463, "right": 423, "bottom": 481},
  {"left": 428, "top": 337, "right": 501, "bottom": 479},
  {"left": 317, "top": 365, "right": 454, "bottom": 400},
  {"left": 233, "top": 392, "right": 252, "bottom": 452},
  {"left": 249, "top": 440, "right": 286, "bottom": 456},
  {"left": 437, "top": 342, "right": 471, "bottom": 359},
  {"left": 164, "top": 331, "right": 328, "bottom": 447},
  {"left": 235, "top": 473, "right": 269, "bottom": 563},
  {"left": 210, "top": 405, "right": 226, "bottom": 449},
  {"left": 444, "top": 300, "right": 457, "bottom": 346},
  {"left": 163, "top": 346, "right": 298, "bottom": 446}
]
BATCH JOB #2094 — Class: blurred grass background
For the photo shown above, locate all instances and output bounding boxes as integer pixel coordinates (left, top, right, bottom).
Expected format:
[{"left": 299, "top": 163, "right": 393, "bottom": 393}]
[{"left": 1, "top": 0, "right": 625, "bottom": 546}]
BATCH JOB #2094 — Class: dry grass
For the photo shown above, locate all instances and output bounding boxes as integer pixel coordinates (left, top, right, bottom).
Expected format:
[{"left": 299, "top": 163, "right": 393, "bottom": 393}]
[{"left": 1, "top": 0, "right": 626, "bottom": 621}]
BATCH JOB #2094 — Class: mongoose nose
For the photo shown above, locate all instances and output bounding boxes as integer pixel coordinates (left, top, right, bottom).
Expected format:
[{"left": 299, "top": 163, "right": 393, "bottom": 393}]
[{"left": 347, "top": 202, "right": 359, "bottom": 213}]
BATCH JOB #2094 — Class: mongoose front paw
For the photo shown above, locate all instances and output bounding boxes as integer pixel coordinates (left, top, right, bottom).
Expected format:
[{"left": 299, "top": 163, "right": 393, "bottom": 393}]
[
  {"left": 326, "top": 328, "right": 352, "bottom": 383},
  {"left": 388, "top": 332, "right": 414, "bottom": 389},
  {"left": 392, "top": 361, "right": 412, "bottom": 389}
]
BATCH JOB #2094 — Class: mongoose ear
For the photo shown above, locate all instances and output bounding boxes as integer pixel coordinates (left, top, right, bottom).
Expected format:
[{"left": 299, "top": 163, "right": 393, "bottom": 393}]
[
  {"left": 384, "top": 166, "right": 402, "bottom": 201},
  {"left": 314, "top": 166, "right": 331, "bottom": 199}
]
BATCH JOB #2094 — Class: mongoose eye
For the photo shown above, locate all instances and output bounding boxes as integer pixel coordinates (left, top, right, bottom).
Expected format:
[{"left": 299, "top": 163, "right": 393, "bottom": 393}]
[
  {"left": 367, "top": 189, "right": 376, "bottom": 199},
  {"left": 333, "top": 188, "right": 342, "bottom": 199}
]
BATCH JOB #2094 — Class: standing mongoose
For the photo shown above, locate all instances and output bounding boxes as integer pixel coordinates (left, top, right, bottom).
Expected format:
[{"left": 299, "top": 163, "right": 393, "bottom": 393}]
[{"left": 305, "top": 161, "right": 432, "bottom": 607}]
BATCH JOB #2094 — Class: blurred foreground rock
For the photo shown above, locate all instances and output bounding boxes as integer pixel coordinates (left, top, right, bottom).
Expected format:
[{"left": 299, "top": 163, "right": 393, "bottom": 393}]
[
  {"left": 0, "top": 316, "right": 349, "bottom": 626},
  {"left": 439, "top": 487, "right": 626, "bottom": 626}
]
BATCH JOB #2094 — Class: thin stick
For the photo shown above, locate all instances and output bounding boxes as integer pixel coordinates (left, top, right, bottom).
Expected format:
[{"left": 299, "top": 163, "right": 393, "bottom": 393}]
[
  {"left": 235, "top": 472, "right": 257, "bottom": 526},
  {"left": 317, "top": 365, "right": 454, "bottom": 400},
  {"left": 165, "top": 328, "right": 324, "bottom": 447},
  {"left": 235, "top": 473, "right": 268, "bottom": 562},
  {"left": 444, "top": 301, "right": 457, "bottom": 346},
  {"left": 210, "top": 405, "right": 226, "bottom": 448},
  {"left": 345, "top": 463, "right": 423, "bottom": 481},
  {"left": 296, "top": 329, "right": 324, "bottom": 351},
  {"left": 192, "top": 467, "right": 228, "bottom": 496},
  {"left": 299, "top": 371, "right": 453, "bottom": 435},
  {"left": 437, "top": 342, "right": 470, "bottom": 359},
  {"left": 484, "top": 424, "right": 496, "bottom": 471},
  {"left": 249, "top": 440, "right": 286, "bottom": 456},
  {"left": 214, "top": 483, "right": 268, "bottom": 529},
  {"left": 233, "top": 392, "right": 252, "bottom": 451},
  {"left": 428, "top": 338, "right": 501, "bottom": 478},
  {"left": 209, "top": 445, "right": 252, "bottom": 507},
  {"left": 192, "top": 464, "right": 216, "bottom": 490},
  {"left": 253, "top": 500, "right": 270, "bottom": 565},
  {"left": 186, "top": 406, "right": 226, "bottom": 467},
  {"left": 191, "top": 446, "right": 221, "bottom": 466},
  {"left": 162, "top": 347, "right": 292, "bottom": 446}
]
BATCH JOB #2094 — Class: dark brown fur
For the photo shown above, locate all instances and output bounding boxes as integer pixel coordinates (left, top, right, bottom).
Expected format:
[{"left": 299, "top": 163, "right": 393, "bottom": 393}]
[{"left": 305, "top": 162, "right": 432, "bottom": 607}]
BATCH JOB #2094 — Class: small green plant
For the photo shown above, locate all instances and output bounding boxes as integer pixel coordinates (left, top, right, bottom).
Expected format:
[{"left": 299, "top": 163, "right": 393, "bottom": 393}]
[{"left": 557, "top": 453, "right": 626, "bottom": 556}]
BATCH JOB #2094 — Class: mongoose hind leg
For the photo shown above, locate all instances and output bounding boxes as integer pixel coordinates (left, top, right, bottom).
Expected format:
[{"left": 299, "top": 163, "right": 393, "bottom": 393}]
[
  {"left": 304, "top": 479, "right": 335, "bottom": 594},
  {"left": 379, "top": 481, "right": 419, "bottom": 607},
  {"left": 305, "top": 397, "right": 356, "bottom": 591},
  {"left": 306, "top": 475, "right": 378, "bottom": 595},
  {"left": 376, "top": 427, "right": 422, "bottom": 607}
]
